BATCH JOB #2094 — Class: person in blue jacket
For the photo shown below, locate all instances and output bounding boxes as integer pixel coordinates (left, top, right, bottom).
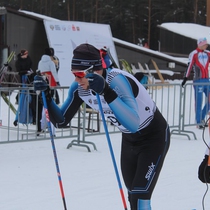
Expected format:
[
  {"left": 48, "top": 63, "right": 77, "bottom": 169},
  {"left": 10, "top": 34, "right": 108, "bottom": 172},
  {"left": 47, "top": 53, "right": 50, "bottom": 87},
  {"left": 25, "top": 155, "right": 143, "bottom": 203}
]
[{"left": 34, "top": 43, "right": 170, "bottom": 210}]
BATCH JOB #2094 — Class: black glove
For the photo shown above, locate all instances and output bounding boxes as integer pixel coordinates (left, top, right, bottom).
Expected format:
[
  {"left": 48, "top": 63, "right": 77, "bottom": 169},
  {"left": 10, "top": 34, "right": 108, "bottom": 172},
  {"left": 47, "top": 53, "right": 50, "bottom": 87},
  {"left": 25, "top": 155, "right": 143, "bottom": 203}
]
[
  {"left": 13, "top": 120, "right": 18, "bottom": 126},
  {"left": 85, "top": 73, "right": 109, "bottom": 95},
  {"left": 33, "top": 75, "right": 49, "bottom": 91},
  {"left": 181, "top": 77, "right": 187, "bottom": 88},
  {"left": 56, "top": 82, "right": 60, "bottom": 86},
  {"left": 85, "top": 72, "right": 118, "bottom": 103},
  {"left": 198, "top": 155, "right": 210, "bottom": 183}
]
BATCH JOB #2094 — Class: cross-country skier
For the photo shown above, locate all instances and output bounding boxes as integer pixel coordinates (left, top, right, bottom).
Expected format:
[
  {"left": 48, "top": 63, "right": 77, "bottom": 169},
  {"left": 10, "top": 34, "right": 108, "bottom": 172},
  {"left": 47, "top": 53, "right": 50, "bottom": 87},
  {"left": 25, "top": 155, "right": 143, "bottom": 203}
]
[{"left": 33, "top": 43, "right": 170, "bottom": 210}]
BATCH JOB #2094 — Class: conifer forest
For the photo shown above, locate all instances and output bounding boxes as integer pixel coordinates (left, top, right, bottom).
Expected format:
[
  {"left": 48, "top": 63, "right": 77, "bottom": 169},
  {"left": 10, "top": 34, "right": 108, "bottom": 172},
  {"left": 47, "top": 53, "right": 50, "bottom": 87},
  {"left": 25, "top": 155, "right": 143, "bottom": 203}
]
[{"left": 0, "top": 0, "right": 207, "bottom": 49}]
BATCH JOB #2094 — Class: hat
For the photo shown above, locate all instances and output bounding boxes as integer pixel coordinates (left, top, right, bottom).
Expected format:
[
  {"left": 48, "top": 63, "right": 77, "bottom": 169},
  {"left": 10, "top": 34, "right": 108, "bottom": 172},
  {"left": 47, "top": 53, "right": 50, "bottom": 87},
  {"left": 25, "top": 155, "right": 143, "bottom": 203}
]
[
  {"left": 197, "top": 37, "right": 208, "bottom": 47},
  {"left": 20, "top": 49, "right": 28, "bottom": 56},
  {"left": 49, "top": 48, "right": 55, "bottom": 56},
  {"left": 44, "top": 48, "right": 53, "bottom": 56},
  {"left": 71, "top": 43, "right": 102, "bottom": 71}
]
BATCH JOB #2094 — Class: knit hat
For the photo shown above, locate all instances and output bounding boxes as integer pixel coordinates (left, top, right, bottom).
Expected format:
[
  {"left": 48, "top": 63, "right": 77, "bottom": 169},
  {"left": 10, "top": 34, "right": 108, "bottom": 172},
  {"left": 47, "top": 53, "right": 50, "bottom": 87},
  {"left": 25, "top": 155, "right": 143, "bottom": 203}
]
[
  {"left": 197, "top": 37, "right": 208, "bottom": 47},
  {"left": 20, "top": 49, "right": 28, "bottom": 56},
  {"left": 49, "top": 48, "right": 55, "bottom": 56},
  {"left": 71, "top": 43, "right": 102, "bottom": 71},
  {"left": 44, "top": 48, "right": 53, "bottom": 56}
]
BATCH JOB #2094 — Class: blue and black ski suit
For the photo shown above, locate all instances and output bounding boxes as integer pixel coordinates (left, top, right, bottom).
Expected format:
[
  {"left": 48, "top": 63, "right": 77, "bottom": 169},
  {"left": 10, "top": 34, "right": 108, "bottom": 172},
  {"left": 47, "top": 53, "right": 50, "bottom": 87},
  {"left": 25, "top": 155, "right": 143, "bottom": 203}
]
[{"left": 46, "top": 68, "right": 170, "bottom": 210}]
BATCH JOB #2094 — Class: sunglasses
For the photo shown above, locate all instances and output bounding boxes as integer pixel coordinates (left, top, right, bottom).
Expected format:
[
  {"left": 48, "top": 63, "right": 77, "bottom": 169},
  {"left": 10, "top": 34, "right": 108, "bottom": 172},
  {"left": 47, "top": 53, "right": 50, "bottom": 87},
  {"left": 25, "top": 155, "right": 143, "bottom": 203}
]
[
  {"left": 72, "top": 65, "right": 94, "bottom": 78},
  {"left": 72, "top": 71, "right": 86, "bottom": 78}
]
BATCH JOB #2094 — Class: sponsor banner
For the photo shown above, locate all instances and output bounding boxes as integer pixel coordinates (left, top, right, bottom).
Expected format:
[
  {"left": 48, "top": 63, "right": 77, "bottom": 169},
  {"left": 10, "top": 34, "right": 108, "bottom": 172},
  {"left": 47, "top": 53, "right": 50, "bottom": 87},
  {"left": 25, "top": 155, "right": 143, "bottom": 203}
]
[{"left": 44, "top": 20, "right": 118, "bottom": 86}]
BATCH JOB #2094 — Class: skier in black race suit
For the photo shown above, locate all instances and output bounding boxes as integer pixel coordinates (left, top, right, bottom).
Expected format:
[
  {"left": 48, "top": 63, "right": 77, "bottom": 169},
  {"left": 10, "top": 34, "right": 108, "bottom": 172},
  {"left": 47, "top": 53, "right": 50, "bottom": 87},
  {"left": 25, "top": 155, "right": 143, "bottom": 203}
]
[{"left": 34, "top": 43, "right": 170, "bottom": 210}]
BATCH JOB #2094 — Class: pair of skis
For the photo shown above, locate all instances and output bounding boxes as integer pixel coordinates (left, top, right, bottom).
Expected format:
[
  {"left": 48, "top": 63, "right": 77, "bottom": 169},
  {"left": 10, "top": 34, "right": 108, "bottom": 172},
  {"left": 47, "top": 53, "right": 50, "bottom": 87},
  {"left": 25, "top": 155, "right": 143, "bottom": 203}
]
[
  {"left": 0, "top": 51, "right": 15, "bottom": 78},
  {"left": 1, "top": 92, "right": 16, "bottom": 114},
  {"left": 0, "top": 51, "right": 17, "bottom": 114}
]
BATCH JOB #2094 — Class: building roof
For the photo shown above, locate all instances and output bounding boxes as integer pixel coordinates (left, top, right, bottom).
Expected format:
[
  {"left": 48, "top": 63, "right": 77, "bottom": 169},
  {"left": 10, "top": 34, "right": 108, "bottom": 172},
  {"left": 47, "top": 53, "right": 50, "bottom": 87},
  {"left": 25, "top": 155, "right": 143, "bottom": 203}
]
[
  {"left": 19, "top": 9, "right": 59, "bottom": 21},
  {"left": 158, "top": 22, "right": 210, "bottom": 44},
  {"left": 113, "top": 37, "right": 188, "bottom": 65},
  {"left": 4, "top": 8, "right": 189, "bottom": 67}
]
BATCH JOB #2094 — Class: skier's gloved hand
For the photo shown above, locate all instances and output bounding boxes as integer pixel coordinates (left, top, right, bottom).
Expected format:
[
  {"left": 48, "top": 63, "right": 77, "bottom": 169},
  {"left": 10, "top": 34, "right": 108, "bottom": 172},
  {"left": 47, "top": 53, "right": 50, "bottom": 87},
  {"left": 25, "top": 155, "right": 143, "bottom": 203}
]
[
  {"left": 85, "top": 72, "right": 117, "bottom": 103},
  {"left": 198, "top": 155, "right": 210, "bottom": 183},
  {"left": 181, "top": 77, "right": 187, "bottom": 88},
  {"left": 56, "top": 82, "right": 60, "bottom": 87},
  {"left": 85, "top": 73, "right": 109, "bottom": 95},
  {"left": 33, "top": 75, "right": 52, "bottom": 103},
  {"left": 33, "top": 75, "right": 48, "bottom": 91}
]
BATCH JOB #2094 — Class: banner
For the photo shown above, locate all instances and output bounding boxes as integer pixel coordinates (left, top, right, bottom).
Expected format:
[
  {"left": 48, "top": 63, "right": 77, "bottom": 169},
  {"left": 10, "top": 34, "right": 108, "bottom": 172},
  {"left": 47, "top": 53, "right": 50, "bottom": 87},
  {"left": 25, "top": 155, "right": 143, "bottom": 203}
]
[{"left": 44, "top": 20, "right": 118, "bottom": 86}]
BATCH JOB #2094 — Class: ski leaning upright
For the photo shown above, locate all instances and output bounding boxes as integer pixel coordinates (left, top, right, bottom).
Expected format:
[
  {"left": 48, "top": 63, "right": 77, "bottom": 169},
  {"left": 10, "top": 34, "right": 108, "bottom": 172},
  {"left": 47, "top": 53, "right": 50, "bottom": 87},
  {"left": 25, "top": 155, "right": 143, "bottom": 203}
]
[
  {"left": 0, "top": 51, "right": 15, "bottom": 78},
  {"left": 1, "top": 92, "right": 16, "bottom": 114},
  {"left": 0, "top": 51, "right": 17, "bottom": 114}
]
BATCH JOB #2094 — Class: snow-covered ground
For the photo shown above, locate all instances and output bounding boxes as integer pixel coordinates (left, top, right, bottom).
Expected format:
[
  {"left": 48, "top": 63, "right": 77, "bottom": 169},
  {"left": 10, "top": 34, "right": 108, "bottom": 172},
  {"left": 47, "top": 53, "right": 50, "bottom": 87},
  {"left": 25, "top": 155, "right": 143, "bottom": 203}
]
[{"left": 0, "top": 90, "right": 210, "bottom": 210}]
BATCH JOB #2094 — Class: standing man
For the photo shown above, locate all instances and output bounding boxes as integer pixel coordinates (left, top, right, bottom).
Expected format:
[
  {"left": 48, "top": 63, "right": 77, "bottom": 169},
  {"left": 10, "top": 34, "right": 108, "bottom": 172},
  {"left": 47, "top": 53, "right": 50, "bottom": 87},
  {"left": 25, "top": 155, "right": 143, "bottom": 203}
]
[
  {"left": 13, "top": 49, "right": 34, "bottom": 126},
  {"left": 34, "top": 43, "right": 170, "bottom": 210},
  {"left": 182, "top": 37, "right": 210, "bottom": 129},
  {"left": 15, "top": 49, "right": 33, "bottom": 82},
  {"left": 15, "top": 49, "right": 33, "bottom": 104}
]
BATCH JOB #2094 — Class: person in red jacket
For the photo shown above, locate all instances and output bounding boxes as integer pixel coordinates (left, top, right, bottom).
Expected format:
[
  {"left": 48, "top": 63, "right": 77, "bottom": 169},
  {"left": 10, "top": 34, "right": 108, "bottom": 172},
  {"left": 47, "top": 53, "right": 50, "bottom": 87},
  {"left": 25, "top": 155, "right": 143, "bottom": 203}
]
[{"left": 182, "top": 37, "right": 210, "bottom": 129}]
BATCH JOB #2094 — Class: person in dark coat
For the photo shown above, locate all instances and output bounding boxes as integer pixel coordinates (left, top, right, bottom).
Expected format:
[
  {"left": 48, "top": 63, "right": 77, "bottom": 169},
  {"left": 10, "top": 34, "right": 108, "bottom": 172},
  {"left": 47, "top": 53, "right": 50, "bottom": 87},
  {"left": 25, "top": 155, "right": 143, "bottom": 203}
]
[
  {"left": 15, "top": 49, "right": 33, "bottom": 103},
  {"left": 14, "top": 49, "right": 34, "bottom": 126},
  {"left": 15, "top": 49, "right": 33, "bottom": 83}
]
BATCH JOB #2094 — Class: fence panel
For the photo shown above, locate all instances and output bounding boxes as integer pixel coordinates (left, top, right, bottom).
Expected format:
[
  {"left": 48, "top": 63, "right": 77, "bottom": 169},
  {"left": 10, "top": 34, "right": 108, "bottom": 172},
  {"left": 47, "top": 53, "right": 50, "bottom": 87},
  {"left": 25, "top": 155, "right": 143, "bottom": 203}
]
[{"left": 0, "top": 82, "right": 201, "bottom": 147}]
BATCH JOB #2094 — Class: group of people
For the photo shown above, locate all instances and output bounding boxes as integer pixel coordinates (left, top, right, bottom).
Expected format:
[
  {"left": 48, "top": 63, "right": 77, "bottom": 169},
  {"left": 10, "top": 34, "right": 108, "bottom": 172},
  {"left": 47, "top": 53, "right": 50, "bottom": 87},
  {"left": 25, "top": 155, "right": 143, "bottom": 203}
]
[
  {"left": 14, "top": 47, "right": 60, "bottom": 136},
  {"left": 12, "top": 39, "right": 210, "bottom": 209}
]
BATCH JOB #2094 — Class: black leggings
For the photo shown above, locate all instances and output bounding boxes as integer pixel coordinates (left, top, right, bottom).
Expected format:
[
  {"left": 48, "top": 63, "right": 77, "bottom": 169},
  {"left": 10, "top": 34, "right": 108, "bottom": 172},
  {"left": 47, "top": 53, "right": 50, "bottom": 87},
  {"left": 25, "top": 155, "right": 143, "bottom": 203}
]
[{"left": 121, "top": 109, "right": 170, "bottom": 210}]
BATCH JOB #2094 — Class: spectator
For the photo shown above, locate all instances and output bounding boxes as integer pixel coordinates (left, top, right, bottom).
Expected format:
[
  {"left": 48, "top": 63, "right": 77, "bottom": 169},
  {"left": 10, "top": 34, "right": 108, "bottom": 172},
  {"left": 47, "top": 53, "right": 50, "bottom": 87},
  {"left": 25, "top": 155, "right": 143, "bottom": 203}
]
[
  {"left": 15, "top": 49, "right": 33, "bottom": 104},
  {"left": 182, "top": 37, "right": 210, "bottom": 129},
  {"left": 49, "top": 47, "right": 60, "bottom": 104},
  {"left": 15, "top": 49, "right": 33, "bottom": 81},
  {"left": 36, "top": 48, "right": 60, "bottom": 135},
  {"left": 50, "top": 47, "right": 59, "bottom": 72},
  {"left": 13, "top": 49, "right": 34, "bottom": 126},
  {"left": 38, "top": 48, "right": 60, "bottom": 88}
]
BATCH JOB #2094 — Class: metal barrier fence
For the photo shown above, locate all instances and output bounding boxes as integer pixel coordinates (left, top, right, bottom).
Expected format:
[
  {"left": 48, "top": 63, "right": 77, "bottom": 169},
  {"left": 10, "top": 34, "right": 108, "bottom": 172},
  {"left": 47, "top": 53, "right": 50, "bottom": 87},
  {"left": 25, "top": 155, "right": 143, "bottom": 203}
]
[{"left": 0, "top": 82, "right": 207, "bottom": 150}]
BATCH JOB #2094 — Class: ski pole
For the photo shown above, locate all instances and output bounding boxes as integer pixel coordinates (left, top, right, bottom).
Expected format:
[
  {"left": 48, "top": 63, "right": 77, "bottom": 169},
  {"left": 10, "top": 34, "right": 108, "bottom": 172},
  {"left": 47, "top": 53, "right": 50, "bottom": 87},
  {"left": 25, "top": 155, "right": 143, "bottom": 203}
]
[
  {"left": 42, "top": 91, "right": 67, "bottom": 210},
  {"left": 96, "top": 93, "right": 128, "bottom": 210}
]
